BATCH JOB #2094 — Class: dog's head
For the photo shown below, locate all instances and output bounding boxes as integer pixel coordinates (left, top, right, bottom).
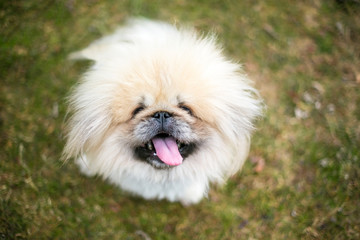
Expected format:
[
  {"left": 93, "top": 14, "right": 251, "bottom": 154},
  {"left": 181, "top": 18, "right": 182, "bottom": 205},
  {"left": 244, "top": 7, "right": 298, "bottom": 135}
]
[{"left": 64, "top": 21, "right": 262, "bottom": 179}]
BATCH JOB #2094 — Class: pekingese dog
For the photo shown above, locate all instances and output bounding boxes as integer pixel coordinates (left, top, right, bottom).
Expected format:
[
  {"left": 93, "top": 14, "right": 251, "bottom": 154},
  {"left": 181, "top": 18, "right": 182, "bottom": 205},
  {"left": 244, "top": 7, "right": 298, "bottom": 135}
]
[{"left": 63, "top": 19, "right": 262, "bottom": 205}]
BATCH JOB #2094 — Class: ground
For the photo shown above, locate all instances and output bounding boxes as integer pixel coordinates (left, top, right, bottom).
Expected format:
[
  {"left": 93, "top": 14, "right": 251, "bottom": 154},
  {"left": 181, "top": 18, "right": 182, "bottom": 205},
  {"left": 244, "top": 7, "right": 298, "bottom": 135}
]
[{"left": 1, "top": 0, "right": 359, "bottom": 239}]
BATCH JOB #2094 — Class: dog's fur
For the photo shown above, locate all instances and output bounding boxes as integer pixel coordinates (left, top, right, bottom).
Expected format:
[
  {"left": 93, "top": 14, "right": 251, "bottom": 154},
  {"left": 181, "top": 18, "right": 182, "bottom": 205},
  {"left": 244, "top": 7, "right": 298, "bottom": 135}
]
[{"left": 64, "top": 19, "right": 262, "bottom": 205}]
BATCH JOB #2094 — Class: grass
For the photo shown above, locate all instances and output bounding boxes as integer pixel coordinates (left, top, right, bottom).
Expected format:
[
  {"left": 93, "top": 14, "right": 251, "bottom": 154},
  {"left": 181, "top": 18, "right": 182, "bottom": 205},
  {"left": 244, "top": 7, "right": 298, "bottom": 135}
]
[{"left": 1, "top": 0, "right": 359, "bottom": 239}]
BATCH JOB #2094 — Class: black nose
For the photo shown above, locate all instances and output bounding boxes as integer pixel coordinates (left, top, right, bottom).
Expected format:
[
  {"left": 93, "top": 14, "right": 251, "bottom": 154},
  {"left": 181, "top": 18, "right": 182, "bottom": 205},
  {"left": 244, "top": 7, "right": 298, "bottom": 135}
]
[
  {"left": 153, "top": 111, "right": 171, "bottom": 127},
  {"left": 153, "top": 111, "right": 171, "bottom": 119}
]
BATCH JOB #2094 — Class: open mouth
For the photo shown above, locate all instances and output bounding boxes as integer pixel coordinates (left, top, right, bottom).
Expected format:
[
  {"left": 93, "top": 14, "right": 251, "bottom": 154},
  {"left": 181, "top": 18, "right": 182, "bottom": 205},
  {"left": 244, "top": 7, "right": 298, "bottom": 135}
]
[{"left": 134, "top": 133, "right": 196, "bottom": 169}]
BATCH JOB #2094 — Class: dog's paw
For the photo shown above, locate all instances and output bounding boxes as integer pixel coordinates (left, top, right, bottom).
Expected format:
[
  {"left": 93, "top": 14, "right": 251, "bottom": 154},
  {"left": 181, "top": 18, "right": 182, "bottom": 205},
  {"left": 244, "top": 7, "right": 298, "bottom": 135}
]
[{"left": 179, "top": 182, "right": 208, "bottom": 206}]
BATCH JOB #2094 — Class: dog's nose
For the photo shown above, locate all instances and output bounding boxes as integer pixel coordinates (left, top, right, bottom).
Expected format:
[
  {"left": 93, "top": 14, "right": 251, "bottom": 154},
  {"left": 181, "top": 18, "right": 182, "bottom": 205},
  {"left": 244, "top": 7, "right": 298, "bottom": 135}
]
[
  {"left": 153, "top": 111, "right": 171, "bottom": 120},
  {"left": 153, "top": 111, "right": 172, "bottom": 128}
]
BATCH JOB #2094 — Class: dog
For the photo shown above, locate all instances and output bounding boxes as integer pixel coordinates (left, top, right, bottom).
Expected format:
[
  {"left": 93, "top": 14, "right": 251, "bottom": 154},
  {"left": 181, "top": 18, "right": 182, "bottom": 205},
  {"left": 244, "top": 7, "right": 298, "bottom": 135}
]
[{"left": 63, "top": 19, "right": 262, "bottom": 205}]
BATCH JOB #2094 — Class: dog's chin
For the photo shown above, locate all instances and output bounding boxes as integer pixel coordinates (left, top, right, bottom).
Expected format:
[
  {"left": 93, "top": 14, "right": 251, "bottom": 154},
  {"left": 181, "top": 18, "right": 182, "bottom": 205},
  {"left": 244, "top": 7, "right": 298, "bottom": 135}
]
[{"left": 133, "top": 133, "right": 197, "bottom": 169}]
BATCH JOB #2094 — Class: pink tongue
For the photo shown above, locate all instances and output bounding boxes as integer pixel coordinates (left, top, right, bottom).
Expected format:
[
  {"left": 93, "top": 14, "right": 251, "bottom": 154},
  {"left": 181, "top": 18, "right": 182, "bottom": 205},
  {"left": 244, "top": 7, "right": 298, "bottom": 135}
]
[{"left": 151, "top": 136, "right": 183, "bottom": 166}]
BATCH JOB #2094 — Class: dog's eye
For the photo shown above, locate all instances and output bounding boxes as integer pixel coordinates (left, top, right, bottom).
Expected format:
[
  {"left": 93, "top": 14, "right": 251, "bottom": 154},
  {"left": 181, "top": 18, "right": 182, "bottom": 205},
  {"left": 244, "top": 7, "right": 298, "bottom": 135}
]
[
  {"left": 179, "top": 104, "right": 193, "bottom": 116},
  {"left": 132, "top": 106, "right": 145, "bottom": 117}
]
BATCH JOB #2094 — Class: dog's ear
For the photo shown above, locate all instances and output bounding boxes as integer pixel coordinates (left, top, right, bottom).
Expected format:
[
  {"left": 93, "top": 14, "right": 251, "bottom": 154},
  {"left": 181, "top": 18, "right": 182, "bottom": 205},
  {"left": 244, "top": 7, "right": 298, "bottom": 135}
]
[
  {"left": 62, "top": 80, "right": 114, "bottom": 161},
  {"left": 62, "top": 110, "right": 112, "bottom": 161}
]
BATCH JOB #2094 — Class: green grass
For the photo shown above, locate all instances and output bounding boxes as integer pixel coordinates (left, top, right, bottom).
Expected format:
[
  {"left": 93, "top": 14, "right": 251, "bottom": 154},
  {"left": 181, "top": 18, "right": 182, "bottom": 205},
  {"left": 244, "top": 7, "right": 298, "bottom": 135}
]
[{"left": 1, "top": 0, "right": 359, "bottom": 239}]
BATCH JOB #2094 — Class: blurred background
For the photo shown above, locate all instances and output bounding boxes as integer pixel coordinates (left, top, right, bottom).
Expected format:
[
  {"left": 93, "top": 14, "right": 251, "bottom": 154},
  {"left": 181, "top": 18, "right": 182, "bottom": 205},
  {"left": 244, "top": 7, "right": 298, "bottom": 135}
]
[{"left": 1, "top": 0, "right": 359, "bottom": 239}]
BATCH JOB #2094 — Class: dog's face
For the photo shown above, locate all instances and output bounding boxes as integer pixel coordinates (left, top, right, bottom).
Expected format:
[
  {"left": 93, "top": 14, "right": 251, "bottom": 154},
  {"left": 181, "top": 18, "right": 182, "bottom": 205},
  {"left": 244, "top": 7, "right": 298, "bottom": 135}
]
[
  {"left": 64, "top": 22, "right": 262, "bottom": 183},
  {"left": 109, "top": 59, "right": 221, "bottom": 169}
]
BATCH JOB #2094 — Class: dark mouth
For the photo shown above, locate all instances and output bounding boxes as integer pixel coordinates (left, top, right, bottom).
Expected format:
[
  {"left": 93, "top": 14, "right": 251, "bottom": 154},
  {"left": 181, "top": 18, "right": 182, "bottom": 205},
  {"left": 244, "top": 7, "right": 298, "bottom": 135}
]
[{"left": 134, "top": 133, "right": 196, "bottom": 169}]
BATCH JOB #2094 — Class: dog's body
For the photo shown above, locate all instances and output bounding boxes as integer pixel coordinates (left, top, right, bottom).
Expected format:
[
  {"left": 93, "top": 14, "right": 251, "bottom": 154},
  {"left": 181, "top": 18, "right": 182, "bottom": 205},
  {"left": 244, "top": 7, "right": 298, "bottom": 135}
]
[{"left": 64, "top": 19, "right": 262, "bottom": 205}]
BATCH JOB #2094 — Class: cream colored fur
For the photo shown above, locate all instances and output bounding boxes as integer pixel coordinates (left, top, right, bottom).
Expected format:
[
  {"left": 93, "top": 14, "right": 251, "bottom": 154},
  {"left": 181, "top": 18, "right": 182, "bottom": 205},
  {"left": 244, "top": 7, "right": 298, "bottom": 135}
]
[{"left": 64, "top": 19, "right": 262, "bottom": 205}]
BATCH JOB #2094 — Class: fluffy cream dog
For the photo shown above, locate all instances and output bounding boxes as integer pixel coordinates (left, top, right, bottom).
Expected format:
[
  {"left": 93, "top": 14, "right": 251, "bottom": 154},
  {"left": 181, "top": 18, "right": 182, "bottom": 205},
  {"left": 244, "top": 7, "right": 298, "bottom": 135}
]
[{"left": 63, "top": 19, "right": 262, "bottom": 205}]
